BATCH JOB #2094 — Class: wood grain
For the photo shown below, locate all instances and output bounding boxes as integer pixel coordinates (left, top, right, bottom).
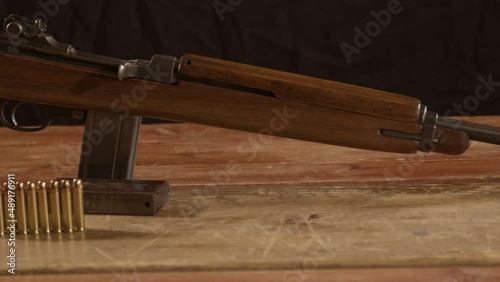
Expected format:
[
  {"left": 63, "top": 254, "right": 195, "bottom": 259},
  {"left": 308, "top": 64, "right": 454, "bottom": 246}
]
[
  {"left": 178, "top": 54, "right": 422, "bottom": 123},
  {"left": 0, "top": 117, "right": 500, "bottom": 279},
  {"left": 0, "top": 53, "right": 424, "bottom": 154},
  {"left": 2, "top": 117, "right": 499, "bottom": 187},
  {"left": 7, "top": 267, "right": 500, "bottom": 282},
  {"left": 1, "top": 181, "right": 500, "bottom": 275},
  {"left": 433, "top": 128, "right": 471, "bottom": 155}
]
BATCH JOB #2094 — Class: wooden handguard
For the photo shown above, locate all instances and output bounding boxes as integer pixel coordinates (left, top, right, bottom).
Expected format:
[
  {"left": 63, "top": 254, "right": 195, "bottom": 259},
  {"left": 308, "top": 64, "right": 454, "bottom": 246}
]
[{"left": 178, "top": 54, "right": 422, "bottom": 123}]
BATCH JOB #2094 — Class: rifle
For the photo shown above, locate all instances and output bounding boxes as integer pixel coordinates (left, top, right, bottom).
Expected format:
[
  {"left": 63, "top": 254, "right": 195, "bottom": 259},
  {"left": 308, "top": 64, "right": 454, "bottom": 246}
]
[
  {"left": 1, "top": 14, "right": 500, "bottom": 156},
  {"left": 4, "top": 14, "right": 500, "bottom": 217}
]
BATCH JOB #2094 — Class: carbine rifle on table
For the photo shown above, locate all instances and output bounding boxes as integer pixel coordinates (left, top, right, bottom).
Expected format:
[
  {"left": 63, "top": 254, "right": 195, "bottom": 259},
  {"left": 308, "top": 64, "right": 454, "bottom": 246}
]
[
  {"left": 2, "top": 14, "right": 500, "bottom": 156},
  {"left": 3, "top": 14, "right": 500, "bottom": 217}
]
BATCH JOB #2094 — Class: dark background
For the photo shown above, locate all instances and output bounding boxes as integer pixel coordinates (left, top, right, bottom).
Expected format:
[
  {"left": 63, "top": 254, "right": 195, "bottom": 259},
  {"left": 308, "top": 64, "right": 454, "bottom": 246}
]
[{"left": 1, "top": 0, "right": 499, "bottom": 125}]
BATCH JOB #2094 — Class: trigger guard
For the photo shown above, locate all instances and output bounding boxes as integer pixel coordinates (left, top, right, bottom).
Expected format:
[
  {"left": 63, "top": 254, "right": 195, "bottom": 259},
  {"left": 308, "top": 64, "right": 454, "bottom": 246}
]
[{"left": 1, "top": 100, "right": 52, "bottom": 132}]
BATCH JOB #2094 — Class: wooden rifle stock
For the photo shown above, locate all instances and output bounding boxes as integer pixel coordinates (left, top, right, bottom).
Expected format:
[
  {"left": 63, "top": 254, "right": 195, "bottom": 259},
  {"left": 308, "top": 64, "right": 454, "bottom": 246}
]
[{"left": 0, "top": 52, "right": 471, "bottom": 155}]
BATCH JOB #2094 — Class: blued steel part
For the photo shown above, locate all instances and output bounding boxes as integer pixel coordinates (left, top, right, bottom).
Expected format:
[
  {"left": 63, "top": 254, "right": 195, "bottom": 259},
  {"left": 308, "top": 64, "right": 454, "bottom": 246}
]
[
  {"left": 5, "top": 14, "right": 46, "bottom": 38},
  {"left": 417, "top": 105, "right": 427, "bottom": 125},
  {"left": 72, "top": 179, "right": 85, "bottom": 231},
  {"left": 0, "top": 97, "right": 86, "bottom": 133},
  {"left": 380, "top": 111, "right": 439, "bottom": 153},
  {"left": 2, "top": 183, "right": 9, "bottom": 235},
  {"left": 379, "top": 130, "right": 421, "bottom": 143},
  {"left": 0, "top": 100, "right": 48, "bottom": 132},
  {"left": 418, "top": 111, "right": 438, "bottom": 152},
  {"left": 60, "top": 181, "right": 73, "bottom": 232},
  {"left": 16, "top": 183, "right": 28, "bottom": 234},
  {"left": 3, "top": 15, "right": 119, "bottom": 68},
  {"left": 118, "top": 55, "right": 179, "bottom": 84},
  {"left": 26, "top": 182, "right": 39, "bottom": 234},
  {"left": 0, "top": 183, "right": 5, "bottom": 235},
  {"left": 49, "top": 181, "right": 61, "bottom": 233},
  {"left": 437, "top": 116, "right": 500, "bottom": 145},
  {"left": 59, "top": 179, "right": 169, "bottom": 215},
  {"left": 78, "top": 111, "right": 141, "bottom": 180},
  {"left": 36, "top": 182, "right": 50, "bottom": 233},
  {"left": 2, "top": 15, "right": 179, "bottom": 83}
]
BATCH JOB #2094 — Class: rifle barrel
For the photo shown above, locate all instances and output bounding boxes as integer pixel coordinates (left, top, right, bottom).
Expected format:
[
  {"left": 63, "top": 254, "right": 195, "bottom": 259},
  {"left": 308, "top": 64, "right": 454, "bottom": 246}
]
[{"left": 437, "top": 116, "right": 500, "bottom": 145}]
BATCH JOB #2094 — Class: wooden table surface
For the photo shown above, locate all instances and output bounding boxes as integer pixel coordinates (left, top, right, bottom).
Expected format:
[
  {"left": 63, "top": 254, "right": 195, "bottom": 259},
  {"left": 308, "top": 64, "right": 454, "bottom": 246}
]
[{"left": 1, "top": 116, "right": 500, "bottom": 281}]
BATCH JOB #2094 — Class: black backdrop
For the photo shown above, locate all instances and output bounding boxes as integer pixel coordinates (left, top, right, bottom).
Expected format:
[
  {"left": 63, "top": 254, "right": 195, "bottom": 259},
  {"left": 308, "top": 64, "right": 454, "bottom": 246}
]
[{"left": 1, "top": 0, "right": 499, "bottom": 125}]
